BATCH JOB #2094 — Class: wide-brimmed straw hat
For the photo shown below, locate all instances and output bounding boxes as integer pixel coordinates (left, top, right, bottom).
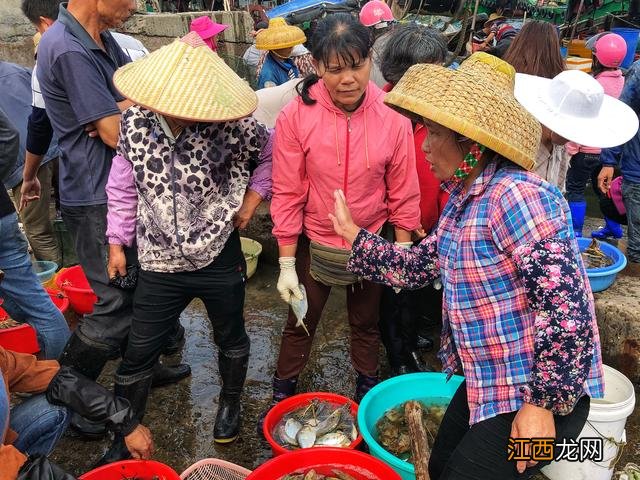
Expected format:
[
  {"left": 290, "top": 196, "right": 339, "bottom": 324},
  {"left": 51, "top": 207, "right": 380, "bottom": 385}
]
[
  {"left": 255, "top": 17, "right": 306, "bottom": 51},
  {"left": 484, "top": 13, "right": 505, "bottom": 27},
  {"left": 113, "top": 32, "right": 257, "bottom": 122},
  {"left": 190, "top": 16, "right": 229, "bottom": 39},
  {"left": 515, "top": 70, "right": 638, "bottom": 149},
  {"left": 384, "top": 52, "right": 541, "bottom": 170}
]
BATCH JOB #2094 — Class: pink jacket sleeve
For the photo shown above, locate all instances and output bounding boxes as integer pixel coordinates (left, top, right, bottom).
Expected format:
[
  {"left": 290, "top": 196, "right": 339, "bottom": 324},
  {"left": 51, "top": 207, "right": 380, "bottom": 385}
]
[
  {"left": 385, "top": 120, "right": 421, "bottom": 231},
  {"left": 270, "top": 109, "right": 308, "bottom": 246},
  {"left": 106, "top": 154, "right": 137, "bottom": 247}
]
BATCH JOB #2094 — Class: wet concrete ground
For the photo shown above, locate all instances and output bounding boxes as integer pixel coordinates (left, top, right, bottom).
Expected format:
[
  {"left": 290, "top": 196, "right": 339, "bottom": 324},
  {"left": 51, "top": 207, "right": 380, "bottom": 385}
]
[{"left": 50, "top": 262, "right": 640, "bottom": 478}]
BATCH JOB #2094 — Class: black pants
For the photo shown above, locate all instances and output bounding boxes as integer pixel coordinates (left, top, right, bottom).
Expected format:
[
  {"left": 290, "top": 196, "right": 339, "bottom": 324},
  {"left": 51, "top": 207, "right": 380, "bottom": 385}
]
[
  {"left": 379, "top": 275, "right": 442, "bottom": 368},
  {"left": 61, "top": 204, "right": 136, "bottom": 354},
  {"left": 117, "top": 231, "right": 249, "bottom": 379},
  {"left": 565, "top": 152, "right": 601, "bottom": 203},
  {"left": 429, "top": 381, "right": 590, "bottom": 480}
]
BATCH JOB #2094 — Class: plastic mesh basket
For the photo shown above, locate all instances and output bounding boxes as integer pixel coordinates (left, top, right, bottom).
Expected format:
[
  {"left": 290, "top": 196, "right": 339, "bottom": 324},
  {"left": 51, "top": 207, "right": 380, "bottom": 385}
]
[{"left": 180, "top": 459, "right": 251, "bottom": 480}]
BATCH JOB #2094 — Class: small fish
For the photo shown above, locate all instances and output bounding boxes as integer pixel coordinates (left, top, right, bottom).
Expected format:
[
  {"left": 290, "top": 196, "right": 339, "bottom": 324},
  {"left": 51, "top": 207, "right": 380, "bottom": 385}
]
[
  {"left": 314, "top": 431, "right": 351, "bottom": 447},
  {"left": 285, "top": 418, "right": 303, "bottom": 441},
  {"left": 290, "top": 283, "right": 310, "bottom": 335},
  {"left": 303, "top": 470, "right": 319, "bottom": 480},
  {"left": 297, "top": 425, "right": 317, "bottom": 448},
  {"left": 333, "top": 471, "right": 357, "bottom": 480},
  {"left": 279, "top": 425, "right": 298, "bottom": 446},
  {"left": 315, "top": 406, "right": 342, "bottom": 436}
]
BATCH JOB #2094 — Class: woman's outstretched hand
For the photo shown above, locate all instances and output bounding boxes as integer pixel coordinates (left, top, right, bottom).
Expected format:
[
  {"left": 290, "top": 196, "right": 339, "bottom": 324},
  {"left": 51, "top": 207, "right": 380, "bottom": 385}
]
[{"left": 329, "top": 189, "right": 360, "bottom": 244}]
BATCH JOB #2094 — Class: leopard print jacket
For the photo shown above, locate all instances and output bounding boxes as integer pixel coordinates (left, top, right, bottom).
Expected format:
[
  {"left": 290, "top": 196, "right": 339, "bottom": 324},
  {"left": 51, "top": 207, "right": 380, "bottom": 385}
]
[{"left": 117, "top": 106, "right": 269, "bottom": 272}]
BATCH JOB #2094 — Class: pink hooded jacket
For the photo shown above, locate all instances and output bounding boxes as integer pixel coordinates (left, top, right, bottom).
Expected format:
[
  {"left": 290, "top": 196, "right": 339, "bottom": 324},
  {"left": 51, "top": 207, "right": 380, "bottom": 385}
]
[{"left": 271, "top": 80, "right": 421, "bottom": 248}]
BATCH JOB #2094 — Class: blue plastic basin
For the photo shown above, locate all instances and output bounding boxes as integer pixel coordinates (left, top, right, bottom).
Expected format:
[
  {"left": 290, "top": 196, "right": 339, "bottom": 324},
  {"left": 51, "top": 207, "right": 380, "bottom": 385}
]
[
  {"left": 357, "top": 372, "right": 464, "bottom": 480},
  {"left": 33, "top": 260, "right": 58, "bottom": 283},
  {"left": 577, "top": 238, "right": 627, "bottom": 292}
]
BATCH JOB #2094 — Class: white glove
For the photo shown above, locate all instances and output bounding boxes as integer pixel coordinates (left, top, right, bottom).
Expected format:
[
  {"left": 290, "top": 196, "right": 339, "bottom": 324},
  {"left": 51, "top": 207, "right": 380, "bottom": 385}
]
[
  {"left": 277, "top": 257, "right": 303, "bottom": 304},
  {"left": 393, "top": 242, "right": 412, "bottom": 293}
]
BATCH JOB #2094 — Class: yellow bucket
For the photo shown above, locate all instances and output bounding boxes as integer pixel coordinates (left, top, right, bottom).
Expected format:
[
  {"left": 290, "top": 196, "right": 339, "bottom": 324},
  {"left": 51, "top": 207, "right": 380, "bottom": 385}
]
[{"left": 240, "top": 237, "right": 262, "bottom": 279}]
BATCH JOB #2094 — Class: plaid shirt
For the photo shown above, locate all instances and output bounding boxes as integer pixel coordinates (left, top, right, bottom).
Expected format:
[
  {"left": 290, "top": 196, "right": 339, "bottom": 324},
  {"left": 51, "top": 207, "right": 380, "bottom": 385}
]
[{"left": 348, "top": 159, "right": 604, "bottom": 425}]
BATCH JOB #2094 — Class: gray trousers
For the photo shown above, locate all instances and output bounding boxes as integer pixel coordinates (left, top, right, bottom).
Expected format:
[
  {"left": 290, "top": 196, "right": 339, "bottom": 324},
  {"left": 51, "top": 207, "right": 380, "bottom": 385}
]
[{"left": 61, "top": 204, "right": 135, "bottom": 354}]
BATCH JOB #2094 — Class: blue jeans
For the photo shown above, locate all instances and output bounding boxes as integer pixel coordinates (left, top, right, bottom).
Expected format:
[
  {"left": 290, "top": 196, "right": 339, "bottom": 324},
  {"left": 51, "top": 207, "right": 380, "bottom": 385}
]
[
  {"left": 623, "top": 179, "right": 640, "bottom": 263},
  {"left": 0, "top": 212, "right": 70, "bottom": 359},
  {"left": 10, "top": 394, "right": 70, "bottom": 456}
]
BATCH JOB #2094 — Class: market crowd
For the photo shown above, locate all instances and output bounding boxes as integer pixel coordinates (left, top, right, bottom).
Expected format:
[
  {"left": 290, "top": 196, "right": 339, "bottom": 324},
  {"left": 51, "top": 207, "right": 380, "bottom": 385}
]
[{"left": 1, "top": 0, "right": 639, "bottom": 478}]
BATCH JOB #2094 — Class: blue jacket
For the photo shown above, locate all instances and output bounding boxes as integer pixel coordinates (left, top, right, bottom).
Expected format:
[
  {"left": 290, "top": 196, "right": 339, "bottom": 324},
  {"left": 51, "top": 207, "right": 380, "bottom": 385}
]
[
  {"left": 601, "top": 61, "right": 640, "bottom": 184},
  {"left": 257, "top": 53, "right": 299, "bottom": 89},
  {"left": 0, "top": 61, "right": 59, "bottom": 190}
]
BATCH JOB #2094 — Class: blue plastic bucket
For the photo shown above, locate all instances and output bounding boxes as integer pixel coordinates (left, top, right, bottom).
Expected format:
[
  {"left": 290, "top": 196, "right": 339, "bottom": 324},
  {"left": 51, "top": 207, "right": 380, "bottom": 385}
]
[
  {"left": 357, "top": 372, "right": 464, "bottom": 480},
  {"left": 611, "top": 28, "right": 640, "bottom": 68},
  {"left": 577, "top": 238, "right": 627, "bottom": 292},
  {"left": 33, "top": 260, "right": 58, "bottom": 283}
]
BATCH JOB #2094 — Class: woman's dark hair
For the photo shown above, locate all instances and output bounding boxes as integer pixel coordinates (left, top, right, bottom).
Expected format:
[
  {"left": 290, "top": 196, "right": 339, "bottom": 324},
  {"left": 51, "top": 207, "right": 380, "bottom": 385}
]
[
  {"left": 296, "top": 13, "right": 373, "bottom": 105},
  {"left": 502, "top": 20, "right": 565, "bottom": 78},
  {"left": 380, "top": 23, "right": 448, "bottom": 85}
]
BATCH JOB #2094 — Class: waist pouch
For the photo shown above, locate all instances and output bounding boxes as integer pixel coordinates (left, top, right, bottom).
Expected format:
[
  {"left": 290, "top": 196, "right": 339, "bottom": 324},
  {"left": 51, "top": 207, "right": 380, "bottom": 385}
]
[{"left": 309, "top": 241, "right": 360, "bottom": 287}]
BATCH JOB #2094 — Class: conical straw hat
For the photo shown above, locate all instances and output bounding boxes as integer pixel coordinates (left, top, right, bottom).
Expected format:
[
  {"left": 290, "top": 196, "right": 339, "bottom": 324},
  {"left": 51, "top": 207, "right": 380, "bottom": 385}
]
[
  {"left": 255, "top": 17, "right": 306, "bottom": 50},
  {"left": 384, "top": 52, "right": 541, "bottom": 170},
  {"left": 113, "top": 32, "right": 257, "bottom": 122}
]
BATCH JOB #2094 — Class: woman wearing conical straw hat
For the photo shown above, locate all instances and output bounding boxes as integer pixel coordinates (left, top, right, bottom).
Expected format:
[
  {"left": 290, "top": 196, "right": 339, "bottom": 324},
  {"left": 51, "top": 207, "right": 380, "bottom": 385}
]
[
  {"left": 255, "top": 17, "right": 306, "bottom": 89},
  {"left": 100, "top": 32, "right": 272, "bottom": 461},
  {"left": 329, "top": 52, "right": 636, "bottom": 478}
]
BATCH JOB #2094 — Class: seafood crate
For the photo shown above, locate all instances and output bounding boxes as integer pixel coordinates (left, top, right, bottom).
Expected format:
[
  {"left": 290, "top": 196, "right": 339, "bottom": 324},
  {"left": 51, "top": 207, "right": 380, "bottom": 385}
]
[
  {"left": 263, "top": 392, "right": 362, "bottom": 456},
  {"left": 180, "top": 458, "right": 251, "bottom": 479},
  {"left": 245, "top": 447, "right": 401, "bottom": 480}
]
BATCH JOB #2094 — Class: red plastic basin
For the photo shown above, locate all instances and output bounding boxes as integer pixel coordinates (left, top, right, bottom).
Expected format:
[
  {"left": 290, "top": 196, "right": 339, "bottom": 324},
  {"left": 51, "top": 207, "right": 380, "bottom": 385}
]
[
  {"left": 246, "top": 447, "right": 401, "bottom": 480},
  {"left": 47, "top": 288, "right": 70, "bottom": 314},
  {"left": 55, "top": 265, "right": 97, "bottom": 315},
  {"left": 0, "top": 305, "right": 39, "bottom": 354},
  {"left": 263, "top": 392, "right": 362, "bottom": 457},
  {"left": 79, "top": 460, "right": 180, "bottom": 480}
]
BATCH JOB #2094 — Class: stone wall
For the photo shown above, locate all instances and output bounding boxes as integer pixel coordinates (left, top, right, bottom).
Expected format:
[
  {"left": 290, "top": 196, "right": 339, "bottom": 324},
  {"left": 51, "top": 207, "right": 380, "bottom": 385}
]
[
  {"left": 594, "top": 273, "right": 640, "bottom": 383},
  {"left": 0, "top": 0, "right": 254, "bottom": 68}
]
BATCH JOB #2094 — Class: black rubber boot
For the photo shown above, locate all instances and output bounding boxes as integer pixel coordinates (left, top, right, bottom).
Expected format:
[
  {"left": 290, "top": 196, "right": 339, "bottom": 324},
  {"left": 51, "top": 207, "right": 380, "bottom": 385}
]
[
  {"left": 416, "top": 334, "right": 435, "bottom": 352},
  {"left": 162, "top": 323, "right": 185, "bottom": 356},
  {"left": 355, "top": 373, "right": 379, "bottom": 404},
  {"left": 257, "top": 375, "right": 298, "bottom": 437},
  {"left": 150, "top": 361, "right": 191, "bottom": 389},
  {"left": 59, "top": 333, "right": 112, "bottom": 440},
  {"left": 57, "top": 332, "right": 111, "bottom": 380},
  {"left": 390, "top": 365, "right": 412, "bottom": 377},
  {"left": 213, "top": 347, "right": 249, "bottom": 444},
  {"left": 409, "top": 350, "right": 435, "bottom": 373},
  {"left": 93, "top": 374, "right": 153, "bottom": 467}
]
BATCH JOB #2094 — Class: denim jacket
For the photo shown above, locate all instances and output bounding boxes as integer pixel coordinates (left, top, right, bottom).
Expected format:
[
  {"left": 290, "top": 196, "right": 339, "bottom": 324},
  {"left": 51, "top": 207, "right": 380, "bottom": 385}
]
[
  {"left": 601, "top": 61, "right": 640, "bottom": 184},
  {"left": 257, "top": 53, "right": 299, "bottom": 89}
]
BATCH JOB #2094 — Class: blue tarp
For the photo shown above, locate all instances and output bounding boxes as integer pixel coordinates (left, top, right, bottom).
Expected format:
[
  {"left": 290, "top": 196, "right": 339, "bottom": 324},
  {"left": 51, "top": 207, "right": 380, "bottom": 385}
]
[{"left": 267, "top": 0, "right": 352, "bottom": 19}]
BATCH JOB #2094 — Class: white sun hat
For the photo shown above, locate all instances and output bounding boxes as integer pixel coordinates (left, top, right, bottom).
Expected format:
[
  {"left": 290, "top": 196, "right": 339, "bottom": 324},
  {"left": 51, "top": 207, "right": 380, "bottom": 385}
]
[{"left": 514, "top": 69, "right": 638, "bottom": 149}]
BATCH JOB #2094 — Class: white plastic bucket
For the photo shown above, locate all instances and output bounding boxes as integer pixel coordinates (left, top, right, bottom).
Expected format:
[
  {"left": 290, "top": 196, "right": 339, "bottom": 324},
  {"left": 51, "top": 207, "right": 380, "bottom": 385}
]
[{"left": 542, "top": 365, "right": 636, "bottom": 480}]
